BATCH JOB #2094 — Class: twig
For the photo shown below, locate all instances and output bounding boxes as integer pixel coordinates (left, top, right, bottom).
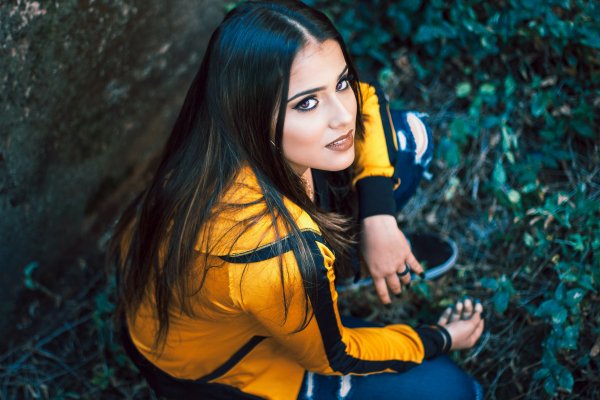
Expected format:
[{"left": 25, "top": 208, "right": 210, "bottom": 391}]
[{"left": 2, "top": 315, "right": 92, "bottom": 373}]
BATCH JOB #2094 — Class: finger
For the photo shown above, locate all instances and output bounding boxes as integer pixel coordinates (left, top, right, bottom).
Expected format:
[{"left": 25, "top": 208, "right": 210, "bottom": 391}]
[
  {"left": 474, "top": 299, "right": 483, "bottom": 314},
  {"left": 450, "top": 301, "right": 463, "bottom": 323},
  {"left": 437, "top": 306, "right": 453, "bottom": 325},
  {"left": 466, "top": 309, "right": 481, "bottom": 326},
  {"left": 386, "top": 274, "right": 403, "bottom": 295},
  {"left": 373, "top": 277, "right": 392, "bottom": 305},
  {"left": 406, "top": 253, "right": 424, "bottom": 277},
  {"left": 469, "top": 319, "right": 485, "bottom": 346},
  {"left": 462, "top": 298, "right": 473, "bottom": 320}
]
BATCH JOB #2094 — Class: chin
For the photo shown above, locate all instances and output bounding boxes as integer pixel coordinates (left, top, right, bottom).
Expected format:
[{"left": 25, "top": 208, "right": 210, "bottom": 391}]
[{"left": 319, "top": 148, "right": 355, "bottom": 171}]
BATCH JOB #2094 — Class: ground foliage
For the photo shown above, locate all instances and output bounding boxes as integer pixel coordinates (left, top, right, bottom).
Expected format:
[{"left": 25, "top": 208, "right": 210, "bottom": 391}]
[
  {"left": 309, "top": 0, "right": 599, "bottom": 398},
  {"left": 1, "top": 0, "right": 598, "bottom": 399}
]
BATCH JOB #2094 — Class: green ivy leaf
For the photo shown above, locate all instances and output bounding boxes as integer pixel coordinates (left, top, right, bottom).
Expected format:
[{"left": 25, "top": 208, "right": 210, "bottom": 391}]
[
  {"left": 398, "top": 0, "right": 422, "bottom": 13},
  {"left": 566, "top": 233, "right": 585, "bottom": 252},
  {"left": 557, "top": 368, "right": 574, "bottom": 392},
  {"left": 480, "top": 83, "right": 496, "bottom": 96},
  {"left": 456, "top": 82, "right": 472, "bottom": 98},
  {"left": 552, "top": 306, "right": 568, "bottom": 325},
  {"left": 414, "top": 25, "right": 439, "bottom": 42},
  {"left": 480, "top": 277, "right": 499, "bottom": 290},
  {"left": 571, "top": 118, "right": 595, "bottom": 138},
  {"left": 565, "top": 288, "right": 585, "bottom": 308},
  {"left": 533, "top": 367, "right": 550, "bottom": 380},
  {"left": 412, "top": 280, "right": 431, "bottom": 300},
  {"left": 578, "top": 274, "right": 595, "bottom": 291},
  {"left": 438, "top": 137, "right": 461, "bottom": 167},
  {"left": 450, "top": 118, "right": 470, "bottom": 144},
  {"left": 561, "top": 325, "right": 580, "bottom": 349},
  {"left": 492, "top": 159, "right": 507, "bottom": 188},
  {"left": 504, "top": 75, "right": 517, "bottom": 97},
  {"left": 544, "top": 376, "right": 557, "bottom": 396},
  {"left": 493, "top": 291, "right": 510, "bottom": 314},
  {"left": 554, "top": 283, "right": 566, "bottom": 301},
  {"left": 535, "top": 299, "right": 566, "bottom": 321},
  {"left": 523, "top": 232, "right": 535, "bottom": 247},
  {"left": 531, "top": 92, "right": 549, "bottom": 117},
  {"left": 507, "top": 189, "right": 522, "bottom": 205},
  {"left": 579, "top": 26, "right": 600, "bottom": 49}
]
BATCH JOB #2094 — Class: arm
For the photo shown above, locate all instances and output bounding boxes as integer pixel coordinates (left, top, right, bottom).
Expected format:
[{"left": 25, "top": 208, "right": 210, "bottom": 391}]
[
  {"left": 235, "top": 234, "right": 447, "bottom": 375},
  {"left": 354, "top": 83, "right": 423, "bottom": 304}
]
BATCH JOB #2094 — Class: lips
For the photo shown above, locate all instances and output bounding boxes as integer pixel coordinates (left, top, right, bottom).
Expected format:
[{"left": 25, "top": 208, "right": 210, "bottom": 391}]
[{"left": 325, "top": 130, "right": 354, "bottom": 151}]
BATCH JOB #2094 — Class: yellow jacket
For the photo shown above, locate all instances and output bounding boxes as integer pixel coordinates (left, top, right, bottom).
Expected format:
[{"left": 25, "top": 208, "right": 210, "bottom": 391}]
[{"left": 125, "top": 83, "right": 448, "bottom": 399}]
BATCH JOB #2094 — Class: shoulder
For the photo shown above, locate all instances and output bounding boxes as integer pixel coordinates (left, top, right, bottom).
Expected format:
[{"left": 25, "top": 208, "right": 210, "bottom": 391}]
[{"left": 195, "top": 165, "right": 324, "bottom": 257}]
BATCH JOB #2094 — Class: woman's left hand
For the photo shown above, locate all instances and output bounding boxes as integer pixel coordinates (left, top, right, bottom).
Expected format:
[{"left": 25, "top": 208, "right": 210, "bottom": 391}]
[{"left": 360, "top": 214, "right": 424, "bottom": 304}]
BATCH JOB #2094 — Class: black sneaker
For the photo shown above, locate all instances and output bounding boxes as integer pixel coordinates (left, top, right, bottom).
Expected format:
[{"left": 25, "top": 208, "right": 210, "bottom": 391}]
[{"left": 335, "top": 232, "right": 457, "bottom": 292}]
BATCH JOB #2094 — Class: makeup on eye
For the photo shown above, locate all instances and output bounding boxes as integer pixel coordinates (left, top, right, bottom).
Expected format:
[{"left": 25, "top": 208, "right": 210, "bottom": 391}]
[
  {"left": 294, "top": 96, "right": 319, "bottom": 112},
  {"left": 287, "top": 65, "right": 350, "bottom": 103},
  {"left": 336, "top": 73, "right": 353, "bottom": 91},
  {"left": 292, "top": 73, "right": 353, "bottom": 112}
]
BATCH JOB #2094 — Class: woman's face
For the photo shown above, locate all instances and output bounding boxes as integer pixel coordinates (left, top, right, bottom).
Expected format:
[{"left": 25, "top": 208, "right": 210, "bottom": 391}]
[{"left": 281, "top": 39, "right": 357, "bottom": 175}]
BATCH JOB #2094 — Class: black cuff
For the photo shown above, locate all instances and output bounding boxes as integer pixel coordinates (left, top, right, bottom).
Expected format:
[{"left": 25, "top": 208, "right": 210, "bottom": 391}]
[
  {"left": 356, "top": 176, "right": 396, "bottom": 219},
  {"left": 414, "top": 325, "right": 452, "bottom": 359}
]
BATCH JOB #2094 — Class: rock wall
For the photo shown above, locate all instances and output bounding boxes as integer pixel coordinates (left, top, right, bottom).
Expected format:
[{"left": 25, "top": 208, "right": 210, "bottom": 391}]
[{"left": 0, "top": 0, "right": 225, "bottom": 331}]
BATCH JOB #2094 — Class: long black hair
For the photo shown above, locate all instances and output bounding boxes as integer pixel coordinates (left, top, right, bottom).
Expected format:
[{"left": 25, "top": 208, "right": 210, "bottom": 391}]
[{"left": 110, "top": 0, "right": 364, "bottom": 350}]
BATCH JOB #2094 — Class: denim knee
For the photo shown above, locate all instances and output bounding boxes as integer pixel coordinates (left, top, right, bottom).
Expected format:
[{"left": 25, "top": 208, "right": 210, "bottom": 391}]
[{"left": 389, "top": 110, "right": 434, "bottom": 211}]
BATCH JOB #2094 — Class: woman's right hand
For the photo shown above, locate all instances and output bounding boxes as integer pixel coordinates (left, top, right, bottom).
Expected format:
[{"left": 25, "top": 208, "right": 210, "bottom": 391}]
[{"left": 437, "top": 298, "right": 485, "bottom": 350}]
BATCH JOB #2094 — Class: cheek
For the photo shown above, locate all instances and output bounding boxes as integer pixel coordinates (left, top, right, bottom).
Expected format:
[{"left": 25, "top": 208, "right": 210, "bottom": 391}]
[
  {"left": 344, "top": 91, "right": 358, "bottom": 122},
  {"left": 282, "top": 113, "right": 326, "bottom": 150}
]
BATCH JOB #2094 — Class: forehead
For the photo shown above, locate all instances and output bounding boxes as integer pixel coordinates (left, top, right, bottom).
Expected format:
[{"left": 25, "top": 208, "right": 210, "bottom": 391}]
[{"left": 288, "top": 39, "right": 346, "bottom": 92}]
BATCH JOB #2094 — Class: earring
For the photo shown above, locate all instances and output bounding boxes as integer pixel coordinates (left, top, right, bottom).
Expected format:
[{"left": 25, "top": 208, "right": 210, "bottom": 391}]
[{"left": 270, "top": 140, "right": 276, "bottom": 147}]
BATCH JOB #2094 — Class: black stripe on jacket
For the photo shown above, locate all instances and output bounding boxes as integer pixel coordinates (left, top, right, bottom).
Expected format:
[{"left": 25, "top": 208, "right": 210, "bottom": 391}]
[
  {"left": 120, "top": 320, "right": 265, "bottom": 399},
  {"left": 223, "top": 230, "right": 422, "bottom": 374},
  {"left": 356, "top": 83, "right": 398, "bottom": 219}
]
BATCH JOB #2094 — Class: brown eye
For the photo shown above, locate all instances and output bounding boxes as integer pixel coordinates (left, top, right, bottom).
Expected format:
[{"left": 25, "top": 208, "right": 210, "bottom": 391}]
[
  {"left": 295, "top": 97, "right": 318, "bottom": 112},
  {"left": 336, "top": 78, "right": 350, "bottom": 91}
]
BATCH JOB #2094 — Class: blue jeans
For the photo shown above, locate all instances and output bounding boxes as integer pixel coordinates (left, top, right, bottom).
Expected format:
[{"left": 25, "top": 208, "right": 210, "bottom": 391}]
[
  {"left": 389, "top": 110, "right": 434, "bottom": 211},
  {"left": 297, "top": 316, "right": 483, "bottom": 400}
]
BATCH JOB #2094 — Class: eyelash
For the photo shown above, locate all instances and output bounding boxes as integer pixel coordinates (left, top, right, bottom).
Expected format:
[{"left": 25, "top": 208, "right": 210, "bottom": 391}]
[{"left": 293, "top": 74, "right": 353, "bottom": 112}]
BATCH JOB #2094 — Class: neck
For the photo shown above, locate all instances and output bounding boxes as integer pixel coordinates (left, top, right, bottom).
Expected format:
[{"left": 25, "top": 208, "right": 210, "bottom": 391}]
[{"left": 300, "top": 168, "right": 314, "bottom": 202}]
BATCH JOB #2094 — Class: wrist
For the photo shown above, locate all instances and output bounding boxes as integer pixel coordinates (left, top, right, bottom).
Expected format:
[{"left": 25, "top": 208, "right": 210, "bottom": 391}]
[
  {"left": 415, "top": 325, "right": 452, "bottom": 359},
  {"left": 361, "top": 214, "right": 397, "bottom": 227},
  {"left": 433, "top": 324, "right": 452, "bottom": 353}
]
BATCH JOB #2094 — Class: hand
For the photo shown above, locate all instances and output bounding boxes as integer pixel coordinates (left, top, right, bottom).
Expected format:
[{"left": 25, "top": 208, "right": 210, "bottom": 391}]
[
  {"left": 437, "top": 298, "right": 485, "bottom": 350},
  {"left": 360, "top": 214, "right": 424, "bottom": 304}
]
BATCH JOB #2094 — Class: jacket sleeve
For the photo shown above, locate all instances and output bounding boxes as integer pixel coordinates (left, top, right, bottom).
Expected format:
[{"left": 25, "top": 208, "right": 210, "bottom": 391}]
[
  {"left": 233, "top": 232, "right": 449, "bottom": 375},
  {"left": 353, "top": 82, "right": 400, "bottom": 219}
]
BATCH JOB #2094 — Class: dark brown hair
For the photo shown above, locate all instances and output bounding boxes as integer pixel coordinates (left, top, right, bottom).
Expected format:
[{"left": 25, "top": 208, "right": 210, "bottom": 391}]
[{"left": 110, "top": 0, "right": 364, "bottom": 350}]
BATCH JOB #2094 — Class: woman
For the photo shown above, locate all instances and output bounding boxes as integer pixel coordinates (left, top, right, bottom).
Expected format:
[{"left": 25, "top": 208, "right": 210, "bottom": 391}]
[{"left": 111, "top": 1, "right": 485, "bottom": 399}]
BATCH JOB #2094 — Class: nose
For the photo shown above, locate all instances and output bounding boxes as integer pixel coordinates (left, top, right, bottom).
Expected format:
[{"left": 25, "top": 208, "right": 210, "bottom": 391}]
[{"left": 328, "top": 95, "right": 354, "bottom": 129}]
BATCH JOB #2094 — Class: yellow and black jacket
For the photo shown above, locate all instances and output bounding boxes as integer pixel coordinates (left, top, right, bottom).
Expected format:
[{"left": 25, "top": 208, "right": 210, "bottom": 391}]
[{"left": 123, "top": 83, "right": 449, "bottom": 399}]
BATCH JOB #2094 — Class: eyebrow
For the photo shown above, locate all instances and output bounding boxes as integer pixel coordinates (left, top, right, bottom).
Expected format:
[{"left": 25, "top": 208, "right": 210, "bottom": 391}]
[{"left": 287, "top": 65, "right": 349, "bottom": 103}]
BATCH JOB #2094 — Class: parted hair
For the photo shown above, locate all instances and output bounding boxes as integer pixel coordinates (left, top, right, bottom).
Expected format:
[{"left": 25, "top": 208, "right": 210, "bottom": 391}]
[{"left": 110, "top": 0, "right": 364, "bottom": 350}]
